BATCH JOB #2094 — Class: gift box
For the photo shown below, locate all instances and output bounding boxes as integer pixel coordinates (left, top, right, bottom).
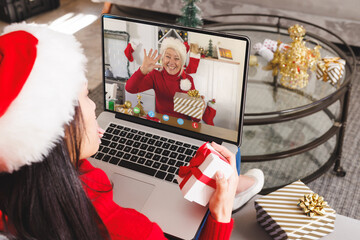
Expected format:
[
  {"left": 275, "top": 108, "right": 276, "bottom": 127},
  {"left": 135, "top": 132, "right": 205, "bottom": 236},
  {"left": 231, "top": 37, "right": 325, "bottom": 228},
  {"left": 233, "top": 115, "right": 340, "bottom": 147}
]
[
  {"left": 255, "top": 180, "right": 336, "bottom": 240},
  {"left": 263, "top": 39, "right": 289, "bottom": 52},
  {"left": 173, "top": 92, "right": 205, "bottom": 120},
  {"left": 177, "top": 142, "right": 233, "bottom": 206},
  {"left": 114, "top": 104, "right": 133, "bottom": 115},
  {"left": 316, "top": 57, "right": 346, "bottom": 86}
]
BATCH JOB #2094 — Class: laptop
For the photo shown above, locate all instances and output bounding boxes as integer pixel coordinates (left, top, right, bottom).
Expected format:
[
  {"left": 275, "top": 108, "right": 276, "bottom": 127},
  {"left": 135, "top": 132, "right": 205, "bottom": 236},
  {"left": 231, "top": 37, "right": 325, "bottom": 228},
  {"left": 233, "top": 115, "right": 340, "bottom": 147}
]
[{"left": 89, "top": 14, "right": 250, "bottom": 239}]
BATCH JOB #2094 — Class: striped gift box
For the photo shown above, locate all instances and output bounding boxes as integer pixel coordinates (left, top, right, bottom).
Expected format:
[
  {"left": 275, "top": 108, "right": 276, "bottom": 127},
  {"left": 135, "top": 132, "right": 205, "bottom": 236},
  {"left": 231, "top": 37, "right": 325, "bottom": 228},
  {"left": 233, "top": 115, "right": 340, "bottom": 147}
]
[
  {"left": 173, "top": 92, "right": 205, "bottom": 120},
  {"left": 316, "top": 57, "right": 345, "bottom": 86},
  {"left": 255, "top": 180, "right": 336, "bottom": 240}
]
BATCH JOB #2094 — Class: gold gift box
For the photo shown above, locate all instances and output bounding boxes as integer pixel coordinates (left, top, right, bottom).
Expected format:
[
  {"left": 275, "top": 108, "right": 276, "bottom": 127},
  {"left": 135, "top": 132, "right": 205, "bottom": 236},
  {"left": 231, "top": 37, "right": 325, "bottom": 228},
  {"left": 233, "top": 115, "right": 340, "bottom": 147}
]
[
  {"left": 255, "top": 180, "right": 336, "bottom": 240},
  {"left": 173, "top": 92, "right": 205, "bottom": 120},
  {"left": 316, "top": 57, "right": 346, "bottom": 86}
]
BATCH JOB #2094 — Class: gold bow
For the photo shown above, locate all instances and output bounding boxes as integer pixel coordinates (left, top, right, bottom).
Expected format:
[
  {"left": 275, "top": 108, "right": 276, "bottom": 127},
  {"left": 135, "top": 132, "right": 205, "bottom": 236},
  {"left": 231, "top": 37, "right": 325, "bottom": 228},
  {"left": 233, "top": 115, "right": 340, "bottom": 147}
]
[
  {"left": 320, "top": 57, "right": 342, "bottom": 83},
  {"left": 187, "top": 90, "right": 200, "bottom": 98},
  {"left": 298, "top": 193, "right": 328, "bottom": 217}
]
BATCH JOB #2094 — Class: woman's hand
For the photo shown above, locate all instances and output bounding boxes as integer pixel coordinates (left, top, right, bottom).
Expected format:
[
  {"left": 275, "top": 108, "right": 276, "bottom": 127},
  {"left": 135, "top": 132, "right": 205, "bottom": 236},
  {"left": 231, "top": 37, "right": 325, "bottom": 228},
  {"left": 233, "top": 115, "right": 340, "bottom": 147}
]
[
  {"left": 140, "top": 49, "right": 162, "bottom": 75},
  {"left": 208, "top": 142, "right": 238, "bottom": 223}
]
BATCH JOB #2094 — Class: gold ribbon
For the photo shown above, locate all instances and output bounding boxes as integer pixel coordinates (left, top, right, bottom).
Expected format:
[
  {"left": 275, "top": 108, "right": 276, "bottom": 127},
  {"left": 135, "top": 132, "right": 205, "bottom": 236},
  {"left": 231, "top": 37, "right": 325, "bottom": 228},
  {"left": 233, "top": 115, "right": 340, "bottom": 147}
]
[
  {"left": 298, "top": 193, "right": 328, "bottom": 217},
  {"left": 187, "top": 90, "right": 200, "bottom": 98},
  {"left": 320, "top": 57, "right": 342, "bottom": 82}
]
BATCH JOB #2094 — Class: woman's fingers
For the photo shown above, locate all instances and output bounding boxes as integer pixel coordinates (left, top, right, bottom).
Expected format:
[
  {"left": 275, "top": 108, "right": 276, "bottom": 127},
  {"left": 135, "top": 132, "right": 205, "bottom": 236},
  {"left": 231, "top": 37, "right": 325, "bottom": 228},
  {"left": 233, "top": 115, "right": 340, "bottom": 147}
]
[
  {"left": 211, "top": 142, "right": 236, "bottom": 168},
  {"left": 151, "top": 49, "right": 158, "bottom": 59}
]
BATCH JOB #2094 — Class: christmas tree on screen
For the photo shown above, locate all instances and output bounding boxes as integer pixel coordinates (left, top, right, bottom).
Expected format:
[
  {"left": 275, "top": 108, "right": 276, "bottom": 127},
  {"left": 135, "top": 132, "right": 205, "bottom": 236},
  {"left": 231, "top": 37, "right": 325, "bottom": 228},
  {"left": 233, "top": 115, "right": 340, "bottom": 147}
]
[{"left": 176, "top": 0, "right": 203, "bottom": 28}]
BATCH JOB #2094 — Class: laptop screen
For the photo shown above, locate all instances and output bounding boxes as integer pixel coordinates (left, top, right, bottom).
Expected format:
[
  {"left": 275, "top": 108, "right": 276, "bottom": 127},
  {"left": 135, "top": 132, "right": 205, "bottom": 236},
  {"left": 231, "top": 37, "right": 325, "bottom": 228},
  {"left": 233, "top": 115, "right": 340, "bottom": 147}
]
[{"left": 102, "top": 15, "right": 249, "bottom": 146}]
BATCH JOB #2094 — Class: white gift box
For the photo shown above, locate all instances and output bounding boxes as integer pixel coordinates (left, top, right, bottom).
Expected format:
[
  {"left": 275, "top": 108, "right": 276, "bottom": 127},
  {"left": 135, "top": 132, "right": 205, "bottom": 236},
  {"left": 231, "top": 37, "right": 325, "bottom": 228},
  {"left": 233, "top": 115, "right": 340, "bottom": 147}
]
[{"left": 177, "top": 143, "right": 233, "bottom": 206}]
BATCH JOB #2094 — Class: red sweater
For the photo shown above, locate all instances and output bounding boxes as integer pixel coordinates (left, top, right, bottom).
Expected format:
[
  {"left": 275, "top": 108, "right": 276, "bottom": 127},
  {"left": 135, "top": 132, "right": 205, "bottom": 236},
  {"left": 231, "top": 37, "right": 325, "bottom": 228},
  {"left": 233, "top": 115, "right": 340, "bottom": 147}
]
[
  {"left": 125, "top": 68, "right": 196, "bottom": 119},
  {"left": 79, "top": 159, "right": 233, "bottom": 240},
  {"left": 0, "top": 159, "right": 234, "bottom": 239}
]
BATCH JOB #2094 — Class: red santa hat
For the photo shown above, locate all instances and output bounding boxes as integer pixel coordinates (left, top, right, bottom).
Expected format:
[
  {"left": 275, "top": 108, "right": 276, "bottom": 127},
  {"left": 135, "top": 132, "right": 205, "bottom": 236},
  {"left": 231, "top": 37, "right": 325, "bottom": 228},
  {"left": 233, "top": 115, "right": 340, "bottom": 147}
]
[
  {"left": 0, "top": 23, "right": 87, "bottom": 173},
  {"left": 160, "top": 37, "right": 187, "bottom": 67}
]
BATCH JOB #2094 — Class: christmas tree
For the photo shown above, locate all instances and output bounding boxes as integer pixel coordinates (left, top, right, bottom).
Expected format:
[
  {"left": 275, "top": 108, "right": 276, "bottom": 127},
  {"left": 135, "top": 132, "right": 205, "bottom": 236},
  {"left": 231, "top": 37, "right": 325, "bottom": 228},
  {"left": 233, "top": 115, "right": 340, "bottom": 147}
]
[
  {"left": 176, "top": 0, "right": 203, "bottom": 28},
  {"left": 207, "top": 39, "right": 213, "bottom": 57}
]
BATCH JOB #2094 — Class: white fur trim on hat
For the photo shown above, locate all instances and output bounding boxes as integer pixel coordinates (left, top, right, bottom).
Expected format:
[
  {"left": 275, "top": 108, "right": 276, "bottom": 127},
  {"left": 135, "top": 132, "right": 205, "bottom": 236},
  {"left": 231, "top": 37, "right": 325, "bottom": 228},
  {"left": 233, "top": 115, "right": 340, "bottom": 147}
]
[
  {"left": 0, "top": 23, "right": 87, "bottom": 173},
  {"left": 160, "top": 37, "right": 187, "bottom": 67},
  {"left": 180, "top": 78, "right": 192, "bottom": 91}
]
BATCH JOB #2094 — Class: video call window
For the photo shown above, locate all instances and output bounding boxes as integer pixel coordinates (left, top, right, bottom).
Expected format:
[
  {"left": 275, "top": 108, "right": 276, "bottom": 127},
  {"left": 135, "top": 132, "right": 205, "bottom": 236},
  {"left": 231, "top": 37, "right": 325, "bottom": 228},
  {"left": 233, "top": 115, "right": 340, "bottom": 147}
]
[{"left": 103, "top": 18, "right": 248, "bottom": 143}]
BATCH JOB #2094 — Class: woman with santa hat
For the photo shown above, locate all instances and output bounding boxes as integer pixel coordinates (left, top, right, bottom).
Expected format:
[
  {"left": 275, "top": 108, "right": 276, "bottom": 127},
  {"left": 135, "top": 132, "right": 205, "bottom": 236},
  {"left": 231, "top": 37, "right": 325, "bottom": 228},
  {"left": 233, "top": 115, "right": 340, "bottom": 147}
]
[
  {"left": 125, "top": 37, "right": 218, "bottom": 124},
  {"left": 0, "top": 23, "right": 255, "bottom": 240}
]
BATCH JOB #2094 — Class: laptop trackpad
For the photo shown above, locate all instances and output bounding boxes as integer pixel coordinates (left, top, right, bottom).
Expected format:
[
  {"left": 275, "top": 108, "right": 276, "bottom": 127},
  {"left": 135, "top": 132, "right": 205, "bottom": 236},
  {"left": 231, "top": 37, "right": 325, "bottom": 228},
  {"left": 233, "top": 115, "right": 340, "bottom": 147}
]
[{"left": 111, "top": 173, "right": 155, "bottom": 211}]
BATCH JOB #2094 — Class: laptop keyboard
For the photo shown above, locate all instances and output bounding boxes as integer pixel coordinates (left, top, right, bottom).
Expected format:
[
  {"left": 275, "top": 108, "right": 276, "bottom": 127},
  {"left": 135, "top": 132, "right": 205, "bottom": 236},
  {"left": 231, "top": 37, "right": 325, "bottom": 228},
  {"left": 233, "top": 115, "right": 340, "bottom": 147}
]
[{"left": 93, "top": 123, "right": 199, "bottom": 184}]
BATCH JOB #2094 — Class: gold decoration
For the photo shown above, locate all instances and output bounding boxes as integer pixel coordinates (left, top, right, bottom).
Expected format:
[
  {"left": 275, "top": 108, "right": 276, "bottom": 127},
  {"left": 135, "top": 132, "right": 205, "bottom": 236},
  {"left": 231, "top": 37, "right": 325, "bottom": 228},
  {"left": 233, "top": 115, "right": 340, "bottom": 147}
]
[
  {"left": 298, "top": 193, "right": 328, "bottom": 217},
  {"left": 124, "top": 100, "right": 132, "bottom": 109},
  {"left": 134, "top": 94, "right": 146, "bottom": 116},
  {"left": 271, "top": 24, "right": 322, "bottom": 89},
  {"left": 187, "top": 89, "right": 200, "bottom": 98}
]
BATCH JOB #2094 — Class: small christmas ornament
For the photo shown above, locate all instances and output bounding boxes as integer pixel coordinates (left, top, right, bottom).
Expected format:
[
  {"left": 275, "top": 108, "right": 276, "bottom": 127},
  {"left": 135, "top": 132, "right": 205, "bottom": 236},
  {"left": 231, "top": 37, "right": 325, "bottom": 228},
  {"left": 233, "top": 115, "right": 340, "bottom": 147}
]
[
  {"left": 180, "top": 71, "right": 192, "bottom": 91},
  {"left": 124, "top": 100, "right": 132, "bottom": 109},
  {"left": 134, "top": 94, "right": 146, "bottom": 116}
]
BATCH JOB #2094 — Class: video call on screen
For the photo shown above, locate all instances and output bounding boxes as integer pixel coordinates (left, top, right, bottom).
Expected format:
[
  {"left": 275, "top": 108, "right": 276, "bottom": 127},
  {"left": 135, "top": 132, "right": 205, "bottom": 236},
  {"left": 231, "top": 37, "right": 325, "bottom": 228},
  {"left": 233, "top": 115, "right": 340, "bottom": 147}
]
[{"left": 103, "top": 17, "right": 248, "bottom": 143}]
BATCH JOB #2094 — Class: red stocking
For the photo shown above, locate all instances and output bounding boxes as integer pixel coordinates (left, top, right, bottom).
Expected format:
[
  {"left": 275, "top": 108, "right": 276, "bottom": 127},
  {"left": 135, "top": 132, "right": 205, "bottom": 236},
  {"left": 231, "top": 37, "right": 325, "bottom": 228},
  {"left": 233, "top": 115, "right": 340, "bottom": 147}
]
[
  {"left": 186, "top": 52, "right": 200, "bottom": 74},
  {"left": 124, "top": 42, "right": 136, "bottom": 62},
  {"left": 202, "top": 100, "right": 216, "bottom": 126}
]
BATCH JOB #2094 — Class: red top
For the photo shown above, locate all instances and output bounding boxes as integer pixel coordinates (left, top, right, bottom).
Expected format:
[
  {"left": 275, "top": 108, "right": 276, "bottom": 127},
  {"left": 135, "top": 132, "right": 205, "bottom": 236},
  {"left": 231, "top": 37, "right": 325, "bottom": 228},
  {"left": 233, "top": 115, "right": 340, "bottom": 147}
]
[
  {"left": 79, "top": 159, "right": 234, "bottom": 240},
  {"left": 125, "top": 68, "right": 196, "bottom": 119},
  {"left": 0, "top": 159, "right": 234, "bottom": 239}
]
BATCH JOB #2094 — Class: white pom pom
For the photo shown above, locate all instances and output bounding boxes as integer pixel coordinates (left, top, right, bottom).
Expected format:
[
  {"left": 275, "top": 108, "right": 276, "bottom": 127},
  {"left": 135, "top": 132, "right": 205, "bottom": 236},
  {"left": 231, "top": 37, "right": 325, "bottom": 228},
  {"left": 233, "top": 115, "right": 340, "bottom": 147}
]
[{"left": 180, "top": 78, "right": 192, "bottom": 91}]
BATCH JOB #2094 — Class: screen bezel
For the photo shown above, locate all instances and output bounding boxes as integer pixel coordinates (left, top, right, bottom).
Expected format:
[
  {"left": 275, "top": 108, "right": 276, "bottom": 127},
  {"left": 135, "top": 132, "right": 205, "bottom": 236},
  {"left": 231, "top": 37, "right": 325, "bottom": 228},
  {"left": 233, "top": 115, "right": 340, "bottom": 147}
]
[{"left": 101, "top": 14, "right": 250, "bottom": 147}]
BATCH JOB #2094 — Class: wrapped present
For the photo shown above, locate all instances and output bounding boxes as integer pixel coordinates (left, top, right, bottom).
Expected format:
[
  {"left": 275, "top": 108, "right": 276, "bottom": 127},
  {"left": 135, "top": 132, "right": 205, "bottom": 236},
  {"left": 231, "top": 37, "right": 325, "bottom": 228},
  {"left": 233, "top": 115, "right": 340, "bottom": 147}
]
[
  {"left": 177, "top": 142, "right": 233, "bottom": 206},
  {"left": 316, "top": 57, "right": 346, "bottom": 86},
  {"left": 263, "top": 39, "right": 289, "bottom": 52},
  {"left": 114, "top": 104, "right": 133, "bottom": 115},
  {"left": 253, "top": 42, "right": 274, "bottom": 62},
  {"left": 255, "top": 180, "right": 336, "bottom": 240},
  {"left": 173, "top": 91, "right": 205, "bottom": 120}
]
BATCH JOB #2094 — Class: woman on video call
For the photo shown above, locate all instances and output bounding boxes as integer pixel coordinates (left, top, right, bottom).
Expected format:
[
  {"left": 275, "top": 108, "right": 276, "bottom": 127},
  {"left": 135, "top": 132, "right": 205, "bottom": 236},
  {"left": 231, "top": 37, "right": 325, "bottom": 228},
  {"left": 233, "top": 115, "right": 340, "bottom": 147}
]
[
  {"left": 125, "top": 37, "right": 218, "bottom": 124},
  {"left": 0, "top": 24, "right": 263, "bottom": 240}
]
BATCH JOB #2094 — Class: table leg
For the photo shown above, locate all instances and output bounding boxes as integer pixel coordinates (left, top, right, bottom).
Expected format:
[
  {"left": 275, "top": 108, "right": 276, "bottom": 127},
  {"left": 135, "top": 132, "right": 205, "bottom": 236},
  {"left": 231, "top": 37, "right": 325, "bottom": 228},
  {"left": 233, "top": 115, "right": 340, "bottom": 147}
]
[{"left": 333, "top": 83, "right": 352, "bottom": 177}]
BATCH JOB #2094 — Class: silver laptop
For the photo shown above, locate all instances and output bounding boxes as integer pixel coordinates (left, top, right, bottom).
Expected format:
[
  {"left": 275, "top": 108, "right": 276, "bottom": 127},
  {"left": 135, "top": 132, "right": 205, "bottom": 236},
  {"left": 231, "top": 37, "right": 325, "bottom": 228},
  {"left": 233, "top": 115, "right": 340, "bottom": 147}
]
[{"left": 89, "top": 14, "right": 250, "bottom": 239}]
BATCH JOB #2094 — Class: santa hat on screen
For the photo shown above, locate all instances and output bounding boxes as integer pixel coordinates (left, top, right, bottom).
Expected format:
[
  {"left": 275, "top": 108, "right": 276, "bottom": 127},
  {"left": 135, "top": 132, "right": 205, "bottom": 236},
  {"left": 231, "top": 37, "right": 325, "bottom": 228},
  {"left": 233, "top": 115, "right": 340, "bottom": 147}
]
[
  {"left": 0, "top": 23, "right": 87, "bottom": 173},
  {"left": 186, "top": 51, "right": 201, "bottom": 74},
  {"left": 124, "top": 40, "right": 139, "bottom": 62},
  {"left": 160, "top": 37, "right": 192, "bottom": 91}
]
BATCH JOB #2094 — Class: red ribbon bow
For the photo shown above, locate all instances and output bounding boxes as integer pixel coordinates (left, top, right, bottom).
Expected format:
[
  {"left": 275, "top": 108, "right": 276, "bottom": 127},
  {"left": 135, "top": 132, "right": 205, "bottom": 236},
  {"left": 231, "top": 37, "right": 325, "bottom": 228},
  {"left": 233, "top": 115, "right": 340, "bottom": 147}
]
[{"left": 178, "top": 143, "right": 229, "bottom": 190}]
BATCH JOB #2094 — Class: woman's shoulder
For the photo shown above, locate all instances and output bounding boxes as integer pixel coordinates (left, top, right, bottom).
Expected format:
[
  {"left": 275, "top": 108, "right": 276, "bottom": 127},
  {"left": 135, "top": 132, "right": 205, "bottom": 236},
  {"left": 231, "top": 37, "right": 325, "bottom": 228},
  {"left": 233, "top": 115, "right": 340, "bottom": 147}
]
[{"left": 78, "top": 159, "right": 111, "bottom": 189}]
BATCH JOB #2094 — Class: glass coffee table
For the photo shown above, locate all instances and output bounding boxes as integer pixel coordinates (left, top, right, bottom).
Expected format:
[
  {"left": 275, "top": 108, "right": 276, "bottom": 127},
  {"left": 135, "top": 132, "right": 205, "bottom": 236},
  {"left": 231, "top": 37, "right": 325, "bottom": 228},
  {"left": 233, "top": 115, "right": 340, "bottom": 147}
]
[{"left": 205, "top": 14, "right": 357, "bottom": 193}]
